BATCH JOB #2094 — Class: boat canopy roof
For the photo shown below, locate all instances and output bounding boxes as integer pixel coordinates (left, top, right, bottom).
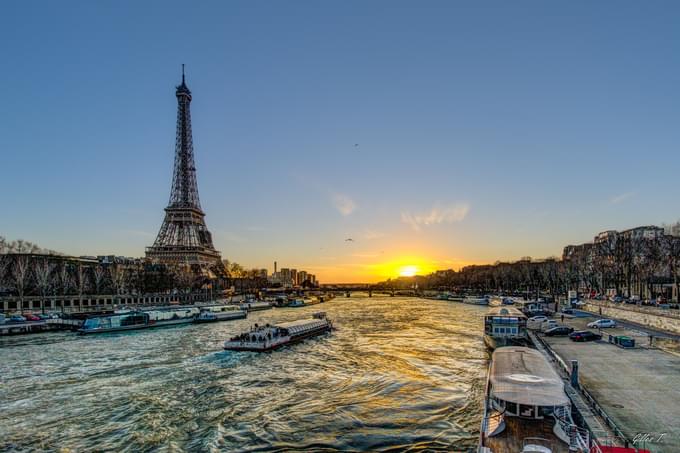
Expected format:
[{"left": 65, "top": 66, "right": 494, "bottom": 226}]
[
  {"left": 486, "top": 306, "right": 526, "bottom": 318},
  {"left": 276, "top": 318, "right": 328, "bottom": 334},
  {"left": 490, "top": 347, "right": 569, "bottom": 407}
]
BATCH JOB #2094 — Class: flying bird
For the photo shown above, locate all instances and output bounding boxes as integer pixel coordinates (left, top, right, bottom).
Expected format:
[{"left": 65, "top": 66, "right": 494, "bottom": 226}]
[{"left": 345, "top": 238, "right": 354, "bottom": 242}]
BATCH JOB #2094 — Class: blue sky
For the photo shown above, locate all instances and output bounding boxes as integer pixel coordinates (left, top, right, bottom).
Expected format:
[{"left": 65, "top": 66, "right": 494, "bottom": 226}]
[{"left": 1, "top": 1, "right": 679, "bottom": 282}]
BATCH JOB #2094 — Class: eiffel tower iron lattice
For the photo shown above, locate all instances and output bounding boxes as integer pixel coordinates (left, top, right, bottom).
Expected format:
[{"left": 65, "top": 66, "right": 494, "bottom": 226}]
[{"left": 146, "top": 67, "right": 221, "bottom": 266}]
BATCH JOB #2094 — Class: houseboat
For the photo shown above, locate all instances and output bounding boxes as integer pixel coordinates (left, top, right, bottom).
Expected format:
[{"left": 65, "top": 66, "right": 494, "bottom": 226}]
[
  {"left": 194, "top": 304, "right": 247, "bottom": 323},
  {"left": 483, "top": 307, "right": 528, "bottom": 350},
  {"left": 478, "top": 347, "right": 591, "bottom": 453},
  {"left": 463, "top": 296, "right": 490, "bottom": 305},
  {"left": 223, "top": 312, "right": 333, "bottom": 352},
  {"left": 239, "top": 301, "right": 273, "bottom": 312},
  {"left": 78, "top": 306, "right": 199, "bottom": 334},
  {"left": 287, "top": 296, "right": 322, "bottom": 308},
  {"left": 288, "top": 298, "right": 305, "bottom": 307}
]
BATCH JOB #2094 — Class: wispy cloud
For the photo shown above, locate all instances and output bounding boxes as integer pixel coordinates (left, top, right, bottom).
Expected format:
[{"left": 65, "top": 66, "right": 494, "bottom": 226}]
[
  {"left": 610, "top": 191, "right": 636, "bottom": 204},
  {"left": 401, "top": 202, "right": 470, "bottom": 232},
  {"left": 332, "top": 193, "right": 357, "bottom": 216}
]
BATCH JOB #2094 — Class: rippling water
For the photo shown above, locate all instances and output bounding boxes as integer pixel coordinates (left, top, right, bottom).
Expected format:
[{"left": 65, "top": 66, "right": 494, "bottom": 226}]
[{"left": 0, "top": 296, "right": 488, "bottom": 452}]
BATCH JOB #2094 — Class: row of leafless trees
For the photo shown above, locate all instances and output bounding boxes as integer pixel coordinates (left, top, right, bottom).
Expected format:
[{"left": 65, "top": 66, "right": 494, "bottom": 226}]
[
  {"left": 376, "top": 234, "right": 680, "bottom": 300},
  {"left": 0, "top": 254, "right": 209, "bottom": 307},
  {"left": 0, "top": 252, "right": 274, "bottom": 310}
]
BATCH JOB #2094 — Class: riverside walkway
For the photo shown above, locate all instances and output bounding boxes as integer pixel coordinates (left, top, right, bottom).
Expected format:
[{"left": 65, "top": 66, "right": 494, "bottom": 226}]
[{"left": 537, "top": 313, "right": 680, "bottom": 452}]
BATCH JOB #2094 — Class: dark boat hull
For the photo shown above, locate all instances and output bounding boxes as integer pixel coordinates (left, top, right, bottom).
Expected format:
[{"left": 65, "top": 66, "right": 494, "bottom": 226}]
[{"left": 483, "top": 334, "right": 528, "bottom": 350}]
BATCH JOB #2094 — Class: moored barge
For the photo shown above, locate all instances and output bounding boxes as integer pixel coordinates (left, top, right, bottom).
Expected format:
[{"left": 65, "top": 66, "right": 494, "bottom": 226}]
[
  {"left": 194, "top": 304, "right": 247, "bottom": 323},
  {"left": 239, "top": 301, "right": 273, "bottom": 312},
  {"left": 78, "top": 306, "right": 199, "bottom": 334},
  {"left": 478, "top": 346, "right": 591, "bottom": 453},
  {"left": 223, "top": 312, "right": 333, "bottom": 352}
]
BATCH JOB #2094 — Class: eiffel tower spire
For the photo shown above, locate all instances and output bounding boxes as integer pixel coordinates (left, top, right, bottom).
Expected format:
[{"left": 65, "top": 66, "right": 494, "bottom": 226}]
[{"left": 146, "top": 68, "right": 221, "bottom": 266}]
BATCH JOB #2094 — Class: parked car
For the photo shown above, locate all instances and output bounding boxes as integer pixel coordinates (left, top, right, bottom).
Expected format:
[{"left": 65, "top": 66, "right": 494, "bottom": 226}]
[
  {"left": 37, "top": 314, "right": 51, "bottom": 320},
  {"left": 587, "top": 319, "right": 616, "bottom": 329},
  {"left": 561, "top": 308, "right": 574, "bottom": 314},
  {"left": 545, "top": 326, "right": 574, "bottom": 336},
  {"left": 571, "top": 301, "right": 586, "bottom": 308},
  {"left": 540, "top": 320, "right": 559, "bottom": 332},
  {"left": 528, "top": 315, "right": 548, "bottom": 323},
  {"left": 569, "top": 330, "right": 603, "bottom": 342},
  {"left": 24, "top": 314, "right": 41, "bottom": 321},
  {"left": 9, "top": 315, "right": 27, "bottom": 323},
  {"left": 527, "top": 315, "right": 549, "bottom": 330}
]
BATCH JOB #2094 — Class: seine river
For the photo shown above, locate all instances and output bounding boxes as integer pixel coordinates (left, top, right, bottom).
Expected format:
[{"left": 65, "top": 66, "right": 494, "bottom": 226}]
[{"left": 0, "top": 296, "right": 488, "bottom": 452}]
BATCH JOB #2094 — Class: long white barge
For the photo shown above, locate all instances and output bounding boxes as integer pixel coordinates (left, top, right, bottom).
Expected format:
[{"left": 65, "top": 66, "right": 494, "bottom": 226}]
[
  {"left": 478, "top": 346, "right": 591, "bottom": 453},
  {"left": 194, "top": 305, "right": 247, "bottom": 323},
  {"left": 223, "top": 312, "right": 333, "bottom": 352},
  {"left": 239, "top": 301, "right": 273, "bottom": 312}
]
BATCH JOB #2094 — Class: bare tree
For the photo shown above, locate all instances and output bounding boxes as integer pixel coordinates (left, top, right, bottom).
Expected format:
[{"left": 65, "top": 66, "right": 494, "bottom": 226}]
[
  {"left": 93, "top": 264, "right": 108, "bottom": 295},
  {"left": 0, "top": 254, "right": 10, "bottom": 291},
  {"left": 34, "top": 258, "right": 55, "bottom": 314},
  {"left": 110, "top": 264, "right": 128, "bottom": 306},
  {"left": 56, "top": 262, "right": 73, "bottom": 313},
  {"left": 12, "top": 255, "right": 31, "bottom": 313},
  {"left": 74, "top": 263, "right": 91, "bottom": 311}
]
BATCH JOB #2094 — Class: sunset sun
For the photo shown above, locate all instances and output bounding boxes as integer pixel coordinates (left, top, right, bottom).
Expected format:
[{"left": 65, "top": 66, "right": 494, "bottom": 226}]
[{"left": 398, "top": 265, "right": 419, "bottom": 277}]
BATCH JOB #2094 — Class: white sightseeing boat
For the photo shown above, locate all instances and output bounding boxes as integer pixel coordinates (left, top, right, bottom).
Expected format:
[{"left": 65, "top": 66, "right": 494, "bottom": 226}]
[{"left": 223, "top": 312, "right": 333, "bottom": 352}]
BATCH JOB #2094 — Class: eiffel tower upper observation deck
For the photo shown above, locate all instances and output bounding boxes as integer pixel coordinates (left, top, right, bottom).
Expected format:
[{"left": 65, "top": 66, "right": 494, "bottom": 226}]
[{"left": 146, "top": 67, "right": 221, "bottom": 266}]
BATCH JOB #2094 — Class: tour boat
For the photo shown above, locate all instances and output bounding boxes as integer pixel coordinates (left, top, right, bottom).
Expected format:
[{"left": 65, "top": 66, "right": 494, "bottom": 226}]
[
  {"left": 463, "top": 296, "right": 490, "bottom": 305},
  {"left": 478, "top": 347, "right": 591, "bottom": 453},
  {"left": 78, "top": 306, "right": 199, "bottom": 334},
  {"left": 483, "top": 306, "right": 528, "bottom": 350},
  {"left": 194, "top": 305, "right": 247, "bottom": 323},
  {"left": 239, "top": 301, "right": 273, "bottom": 312},
  {"left": 223, "top": 312, "right": 333, "bottom": 352}
]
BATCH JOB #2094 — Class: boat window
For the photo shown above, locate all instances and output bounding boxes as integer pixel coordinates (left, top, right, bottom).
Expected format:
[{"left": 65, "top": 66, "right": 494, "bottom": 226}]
[
  {"left": 519, "top": 404, "right": 535, "bottom": 418},
  {"left": 539, "top": 406, "right": 554, "bottom": 417},
  {"left": 505, "top": 401, "right": 517, "bottom": 415}
]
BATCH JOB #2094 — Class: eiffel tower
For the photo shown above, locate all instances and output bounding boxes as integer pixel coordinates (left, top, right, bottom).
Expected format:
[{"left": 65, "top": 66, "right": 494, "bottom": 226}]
[{"left": 146, "top": 67, "right": 221, "bottom": 267}]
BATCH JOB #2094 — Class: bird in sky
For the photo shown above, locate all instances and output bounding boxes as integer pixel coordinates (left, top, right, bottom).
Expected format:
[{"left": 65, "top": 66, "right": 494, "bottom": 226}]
[{"left": 345, "top": 238, "right": 354, "bottom": 242}]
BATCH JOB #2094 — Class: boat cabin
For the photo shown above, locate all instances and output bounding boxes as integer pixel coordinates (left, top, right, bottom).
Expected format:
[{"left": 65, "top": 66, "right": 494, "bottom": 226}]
[{"left": 484, "top": 307, "right": 527, "bottom": 340}]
